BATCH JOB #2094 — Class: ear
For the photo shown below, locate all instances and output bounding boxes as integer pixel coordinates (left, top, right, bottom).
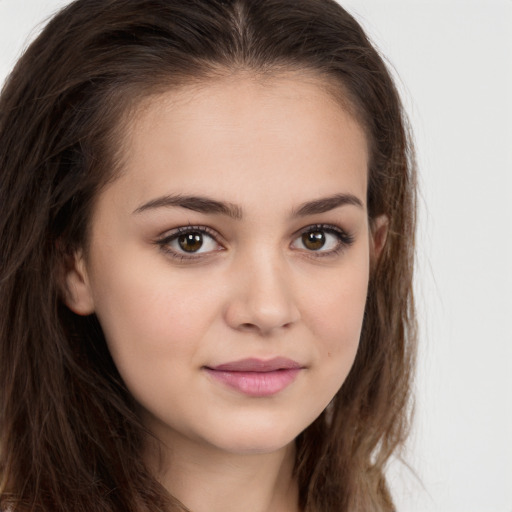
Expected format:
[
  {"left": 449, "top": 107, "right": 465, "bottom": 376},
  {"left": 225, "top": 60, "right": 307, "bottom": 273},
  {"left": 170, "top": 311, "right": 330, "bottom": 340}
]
[
  {"left": 370, "top": 214, "right": 389, "bottom": 261},
  {"left": 62, "top": 249, "right": 95, "bottom": 316}
]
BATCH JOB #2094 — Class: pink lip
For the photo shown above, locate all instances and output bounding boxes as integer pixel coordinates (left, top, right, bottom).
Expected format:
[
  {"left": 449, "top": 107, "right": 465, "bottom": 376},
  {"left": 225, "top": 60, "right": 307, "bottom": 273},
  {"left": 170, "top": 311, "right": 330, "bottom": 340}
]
[{"left": 204, "top": 357, "right": 303, "bottom": 397}]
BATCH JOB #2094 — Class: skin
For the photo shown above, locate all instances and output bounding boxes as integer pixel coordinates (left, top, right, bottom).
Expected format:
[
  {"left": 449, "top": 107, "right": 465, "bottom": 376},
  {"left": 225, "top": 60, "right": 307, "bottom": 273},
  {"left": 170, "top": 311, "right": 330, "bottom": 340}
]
[{"left": 65, "top": 73, "right": 387, "bottom": 512}]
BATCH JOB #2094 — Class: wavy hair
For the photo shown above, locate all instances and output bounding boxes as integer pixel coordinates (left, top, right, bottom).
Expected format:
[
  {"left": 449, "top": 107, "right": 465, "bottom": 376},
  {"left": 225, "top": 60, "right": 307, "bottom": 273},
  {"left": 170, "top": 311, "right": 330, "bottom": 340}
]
[{"left": 0, "top": 1, "right": 416, "bottom": 510}]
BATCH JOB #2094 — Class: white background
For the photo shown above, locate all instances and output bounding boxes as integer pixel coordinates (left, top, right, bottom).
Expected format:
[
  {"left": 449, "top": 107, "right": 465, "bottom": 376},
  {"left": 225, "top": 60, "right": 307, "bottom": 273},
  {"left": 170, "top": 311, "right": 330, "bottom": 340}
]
[{"left": 1, "top": 1, "right": 511, "bottom": 511}]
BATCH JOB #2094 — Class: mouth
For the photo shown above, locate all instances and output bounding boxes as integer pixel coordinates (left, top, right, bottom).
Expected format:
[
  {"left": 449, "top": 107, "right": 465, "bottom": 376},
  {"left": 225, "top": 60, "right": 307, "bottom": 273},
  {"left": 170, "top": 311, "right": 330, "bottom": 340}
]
[{"left": 203, "top": 357, "right": 304, "bottom": 397}]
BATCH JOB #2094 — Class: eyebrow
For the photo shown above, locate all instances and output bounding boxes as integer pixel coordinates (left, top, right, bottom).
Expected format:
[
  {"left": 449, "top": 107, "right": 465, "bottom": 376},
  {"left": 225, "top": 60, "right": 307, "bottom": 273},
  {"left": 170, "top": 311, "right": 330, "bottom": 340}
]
[
  {"left": 133, "top": 194, "right": 243, "bottom": 219},
  {"left": 292, "top": 193, "right": 364, "bottom": 216},
  {"left": 133, "top": 192, "right": 363, "bottom": 219}
]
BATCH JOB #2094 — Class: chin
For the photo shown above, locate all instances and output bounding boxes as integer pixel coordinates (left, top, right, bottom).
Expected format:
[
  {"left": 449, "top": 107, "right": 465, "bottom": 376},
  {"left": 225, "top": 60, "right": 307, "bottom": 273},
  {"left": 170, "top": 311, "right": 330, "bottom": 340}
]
[
  {"left": 200, "top": 417, "right": 309, "bottom": 457},
  {"left": 216, "top": 437, "right": 296, "bottom": 457}
]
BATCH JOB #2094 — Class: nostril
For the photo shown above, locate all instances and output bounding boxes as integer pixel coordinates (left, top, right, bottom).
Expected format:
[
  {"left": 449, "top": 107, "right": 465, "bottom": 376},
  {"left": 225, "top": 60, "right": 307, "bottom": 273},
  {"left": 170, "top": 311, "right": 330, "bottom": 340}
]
[
  {"left": 239, "top": 322, "right": 258, "bottom": 332},
  {"left": 237, "top": 319, "right": 295, "bottom": 334}
]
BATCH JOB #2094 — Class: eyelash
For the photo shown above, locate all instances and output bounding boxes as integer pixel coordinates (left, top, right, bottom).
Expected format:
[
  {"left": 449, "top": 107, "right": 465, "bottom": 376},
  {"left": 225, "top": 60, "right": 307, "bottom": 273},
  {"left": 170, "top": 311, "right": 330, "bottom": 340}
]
[
  {"left": 295, "top": 224, "right": 355, "bottom": 258},
  {"left": 155, "top": 224, "right": 355, "bottom": 262},
  {"left": 156, "top": 225, "right": 223, "bottom": 262}
]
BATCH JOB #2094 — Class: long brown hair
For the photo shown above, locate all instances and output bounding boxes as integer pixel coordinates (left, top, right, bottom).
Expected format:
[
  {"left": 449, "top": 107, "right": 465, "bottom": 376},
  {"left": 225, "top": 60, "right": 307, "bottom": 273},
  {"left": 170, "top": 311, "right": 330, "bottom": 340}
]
[{"left": 0, "top": 1, "right": 416, "bottom": 511}]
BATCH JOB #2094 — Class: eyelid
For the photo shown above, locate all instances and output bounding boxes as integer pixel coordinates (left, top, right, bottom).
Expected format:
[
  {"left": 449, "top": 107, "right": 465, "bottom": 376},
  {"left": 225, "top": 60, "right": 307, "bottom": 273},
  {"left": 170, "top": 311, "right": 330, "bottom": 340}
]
[
  {"left": 154, "top": 223, "right": 354, "bottom": 262},
  {"left": 291, "top": 223, "right": 355, "bottom": 256},
  {"left": 155, "top": 225, "right": 225, "bottom": 261}
]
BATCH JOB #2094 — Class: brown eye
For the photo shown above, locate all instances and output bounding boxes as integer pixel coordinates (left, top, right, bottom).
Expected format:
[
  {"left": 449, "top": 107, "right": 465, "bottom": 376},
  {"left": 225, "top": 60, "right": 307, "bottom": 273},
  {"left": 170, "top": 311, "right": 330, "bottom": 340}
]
[
  {"left": 291, "top": 225, "right": 353, "bottom": 255},
  {"left": 178, "top": 232, "right": 204, "bottom": 252},
  {"left": 160, "top": 227, "right": 221, "bottom": 258},
  {"left": 302, "top": 231, "right": 326, "bottom": 251}
]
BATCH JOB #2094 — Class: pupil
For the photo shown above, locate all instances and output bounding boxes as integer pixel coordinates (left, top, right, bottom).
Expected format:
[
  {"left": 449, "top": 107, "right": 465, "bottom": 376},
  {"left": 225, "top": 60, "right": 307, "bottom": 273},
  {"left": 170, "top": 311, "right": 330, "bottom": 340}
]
[
  {"left": 178, "top": 232, "right": 203, "bottom": 252},
  {"left": 303, "top": 231, "right": 325, "bottom": 250}
]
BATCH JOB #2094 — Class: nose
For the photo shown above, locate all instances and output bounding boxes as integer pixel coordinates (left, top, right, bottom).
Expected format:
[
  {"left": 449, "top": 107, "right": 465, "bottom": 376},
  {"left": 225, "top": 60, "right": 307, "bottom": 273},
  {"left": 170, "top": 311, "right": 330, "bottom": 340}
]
[{"left": 223, "top": 250, "right": 301, "bottom": 336}]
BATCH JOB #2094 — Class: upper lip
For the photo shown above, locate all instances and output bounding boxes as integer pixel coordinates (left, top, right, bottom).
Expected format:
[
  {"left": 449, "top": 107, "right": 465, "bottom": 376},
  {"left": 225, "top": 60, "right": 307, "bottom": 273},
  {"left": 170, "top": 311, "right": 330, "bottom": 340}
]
[{"left": 206, "top": 357, "right": 302, "bottom": 372}]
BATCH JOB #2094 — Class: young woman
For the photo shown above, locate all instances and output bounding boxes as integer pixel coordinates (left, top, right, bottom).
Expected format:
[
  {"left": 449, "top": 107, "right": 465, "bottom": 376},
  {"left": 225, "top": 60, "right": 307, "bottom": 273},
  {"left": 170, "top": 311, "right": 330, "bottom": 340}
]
[{"left": 0, "top": 1, "right": 417, "bottom": 511}]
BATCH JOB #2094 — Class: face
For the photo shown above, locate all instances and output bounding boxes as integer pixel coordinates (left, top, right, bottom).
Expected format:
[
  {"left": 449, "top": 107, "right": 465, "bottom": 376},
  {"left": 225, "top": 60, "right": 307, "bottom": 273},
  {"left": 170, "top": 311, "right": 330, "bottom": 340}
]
[{"left": 66, "top": 74, "right": 382, "bottom": 458}]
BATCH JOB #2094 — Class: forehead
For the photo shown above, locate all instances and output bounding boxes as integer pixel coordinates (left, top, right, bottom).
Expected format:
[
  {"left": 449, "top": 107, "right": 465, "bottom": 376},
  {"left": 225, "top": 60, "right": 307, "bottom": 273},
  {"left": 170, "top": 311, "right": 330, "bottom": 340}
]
[{"left": 106, "top": 73, "right": 369, "bottom": 214}]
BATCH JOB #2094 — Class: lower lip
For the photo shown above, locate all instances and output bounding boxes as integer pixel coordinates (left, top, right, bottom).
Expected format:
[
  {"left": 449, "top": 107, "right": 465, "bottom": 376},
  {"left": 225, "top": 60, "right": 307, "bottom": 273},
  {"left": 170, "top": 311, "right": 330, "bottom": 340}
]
[{"left": 204, "top": 368, "right": 301, "bottom": 397}]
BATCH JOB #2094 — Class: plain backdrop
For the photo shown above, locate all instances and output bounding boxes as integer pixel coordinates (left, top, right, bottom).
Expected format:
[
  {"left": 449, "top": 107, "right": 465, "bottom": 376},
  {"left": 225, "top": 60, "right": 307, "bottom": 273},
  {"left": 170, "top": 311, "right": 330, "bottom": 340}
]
[{"left": 1, "top": 1, "right": 511, "bottom": 511}]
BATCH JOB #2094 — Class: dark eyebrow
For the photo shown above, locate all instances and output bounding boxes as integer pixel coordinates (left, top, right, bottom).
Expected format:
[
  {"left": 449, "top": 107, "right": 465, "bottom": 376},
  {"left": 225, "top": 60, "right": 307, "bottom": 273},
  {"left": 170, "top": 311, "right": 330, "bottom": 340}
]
[
  {"left": 134, "top": 192, "right": 362, "bottom": 220},
  {"left": 292, "top": 193, "right": 364, "bottom": 217},
  {"left": 133, "top": 194, "right": 243, "bottom": 220}
]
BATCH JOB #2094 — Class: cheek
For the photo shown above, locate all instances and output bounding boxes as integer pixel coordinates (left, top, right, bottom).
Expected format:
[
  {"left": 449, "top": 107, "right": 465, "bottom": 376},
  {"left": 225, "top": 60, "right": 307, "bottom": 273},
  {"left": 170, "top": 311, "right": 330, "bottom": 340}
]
[
  {"left": 88, "top": 252, "right": 224, "bottom": 374},
  {"left": 308, "top": 260, "right": 369, "bottom": 348},
  {"left": 302, "top": 253, "right": 370, "bottom": 396}
]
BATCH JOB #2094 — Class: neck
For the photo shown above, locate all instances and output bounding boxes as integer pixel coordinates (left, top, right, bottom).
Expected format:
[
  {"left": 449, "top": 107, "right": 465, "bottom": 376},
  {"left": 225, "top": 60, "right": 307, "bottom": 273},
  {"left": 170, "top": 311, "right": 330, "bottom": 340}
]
[{"left": 145, "top": 431, "right": 300, "bottom": 512}]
